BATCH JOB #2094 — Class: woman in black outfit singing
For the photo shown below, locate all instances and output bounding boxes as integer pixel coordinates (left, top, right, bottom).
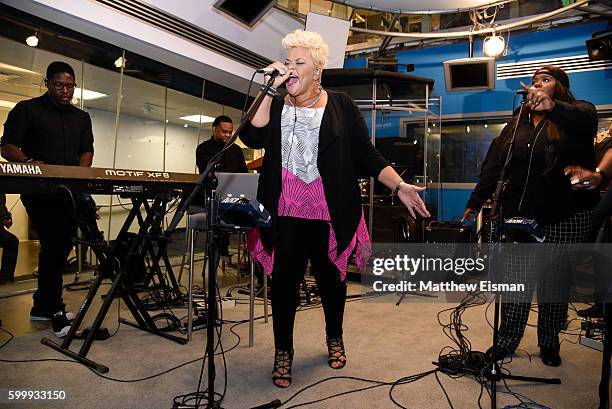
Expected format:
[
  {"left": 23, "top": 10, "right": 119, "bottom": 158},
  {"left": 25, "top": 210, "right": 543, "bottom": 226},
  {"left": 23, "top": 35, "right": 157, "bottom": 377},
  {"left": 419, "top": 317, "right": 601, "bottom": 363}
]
[
  {"left": 241, "top": 29, "right": 430, "bottom": 388},
  {"left": 463, "top": 66, "right": 599, "bottom": 367}
]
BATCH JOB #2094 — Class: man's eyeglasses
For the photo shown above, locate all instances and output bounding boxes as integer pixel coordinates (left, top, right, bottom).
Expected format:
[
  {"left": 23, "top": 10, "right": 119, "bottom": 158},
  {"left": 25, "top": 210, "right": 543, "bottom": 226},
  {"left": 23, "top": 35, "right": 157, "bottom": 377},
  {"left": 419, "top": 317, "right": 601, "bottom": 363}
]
[{"left": 45, "top": 80, "right": 76, "bottom": 91}]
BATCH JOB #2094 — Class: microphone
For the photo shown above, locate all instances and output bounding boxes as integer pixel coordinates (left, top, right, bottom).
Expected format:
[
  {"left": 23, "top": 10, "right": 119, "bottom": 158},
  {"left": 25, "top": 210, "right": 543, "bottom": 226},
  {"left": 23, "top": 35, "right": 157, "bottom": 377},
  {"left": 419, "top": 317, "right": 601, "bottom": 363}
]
[
  {"left": 516, "top": 89, "right": 528, "bottom": 96},
  {"left": 250, "top": 399, "right": 282, "bottom": 409},
  {"left": 256, "top": 67, "right": 280, "bottom": 76}
]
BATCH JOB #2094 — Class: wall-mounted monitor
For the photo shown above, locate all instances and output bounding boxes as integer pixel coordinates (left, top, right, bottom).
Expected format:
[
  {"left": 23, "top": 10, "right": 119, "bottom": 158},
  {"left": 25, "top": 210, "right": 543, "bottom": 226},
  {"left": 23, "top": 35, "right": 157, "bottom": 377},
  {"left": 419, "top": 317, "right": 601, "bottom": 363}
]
[
  {"left": 213, "top": 0, "right": 276, "bottom": 27},
  {"left": 443, "top": 57, "right": 495, "bottom": 91}
]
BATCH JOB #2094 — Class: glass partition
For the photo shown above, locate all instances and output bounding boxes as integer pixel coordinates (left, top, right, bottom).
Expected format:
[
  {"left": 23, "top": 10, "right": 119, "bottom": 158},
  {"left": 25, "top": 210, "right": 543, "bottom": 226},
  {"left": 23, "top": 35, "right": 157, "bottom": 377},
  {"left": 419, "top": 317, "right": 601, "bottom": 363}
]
[
  {"left": 0, "top": 33, "right": 256, "bottom": 281},
  {"left": 165, "top": 87, "right": 207, "bottom": 173}
]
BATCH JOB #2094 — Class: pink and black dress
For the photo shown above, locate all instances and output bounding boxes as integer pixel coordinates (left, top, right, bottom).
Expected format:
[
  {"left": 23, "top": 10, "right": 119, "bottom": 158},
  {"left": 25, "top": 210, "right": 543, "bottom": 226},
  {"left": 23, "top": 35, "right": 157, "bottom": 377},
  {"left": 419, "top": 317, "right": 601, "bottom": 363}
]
[
  {"left": 248, "top": 103, "right": 370, "bottom": 281},
  {"left": 240, "top": 90, "right": 389, "bottom": 351}
]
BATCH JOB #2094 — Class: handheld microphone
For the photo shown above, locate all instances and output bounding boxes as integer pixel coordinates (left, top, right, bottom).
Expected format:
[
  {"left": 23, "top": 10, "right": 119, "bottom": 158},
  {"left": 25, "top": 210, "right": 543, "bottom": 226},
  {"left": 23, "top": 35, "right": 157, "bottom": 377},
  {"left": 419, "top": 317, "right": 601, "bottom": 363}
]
[
  {"left": 256, "top": 67, "right": 280, "bottom": 76},
  {"left": 250, "top": 399, "right": 282, "bottom": 409},
  {"left": 516, "top": 89, "right": 528, "bottom": 96}
]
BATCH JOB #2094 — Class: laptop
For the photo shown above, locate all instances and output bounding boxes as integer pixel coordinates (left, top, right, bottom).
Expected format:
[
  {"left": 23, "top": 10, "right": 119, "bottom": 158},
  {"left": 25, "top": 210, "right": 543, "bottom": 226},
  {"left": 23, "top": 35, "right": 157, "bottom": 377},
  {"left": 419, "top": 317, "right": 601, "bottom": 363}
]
[{"left": 215, "top": 172, "right": 270, "bottom": 228}]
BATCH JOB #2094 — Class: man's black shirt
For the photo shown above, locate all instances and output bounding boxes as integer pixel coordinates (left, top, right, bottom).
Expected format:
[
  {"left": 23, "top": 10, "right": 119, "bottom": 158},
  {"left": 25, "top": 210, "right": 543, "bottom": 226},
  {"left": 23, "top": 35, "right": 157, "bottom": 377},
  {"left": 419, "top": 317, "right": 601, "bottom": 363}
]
[
  {"left": 196, "top": 136, "right": 247, "bottom": 174},
  {"left": 1, "top": 93, "right": 94, "bottom": 165}
]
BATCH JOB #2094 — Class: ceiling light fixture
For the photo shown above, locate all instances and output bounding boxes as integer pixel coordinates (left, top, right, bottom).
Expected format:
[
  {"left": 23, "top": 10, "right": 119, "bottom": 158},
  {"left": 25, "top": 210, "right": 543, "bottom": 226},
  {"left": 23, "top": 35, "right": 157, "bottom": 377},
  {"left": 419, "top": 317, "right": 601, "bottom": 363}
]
[
  {"left": 73, "top": 87, "right": 107, "bottom": 101},
  {"left": 483, "top": 33, "right": 505, "bottom": 58},
  {"left": 26, "top": 30, "right": 39, "bottom": 47},
  {"left": 0, "top": 100, "right": 17, "bottom": 109},
  {"left": 180, "top": 114, "right": 216, "bottom": 123},
  {"left": 114, "top": 56, "right": 126, "bottom": 68}
]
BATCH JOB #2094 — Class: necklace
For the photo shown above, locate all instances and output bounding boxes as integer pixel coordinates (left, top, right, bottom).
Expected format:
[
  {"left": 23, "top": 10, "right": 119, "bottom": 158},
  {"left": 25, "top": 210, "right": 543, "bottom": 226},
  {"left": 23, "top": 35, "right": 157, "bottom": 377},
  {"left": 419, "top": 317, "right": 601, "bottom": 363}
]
[{"left": 289, "top": 87, "right": 324, "bottom": 109}]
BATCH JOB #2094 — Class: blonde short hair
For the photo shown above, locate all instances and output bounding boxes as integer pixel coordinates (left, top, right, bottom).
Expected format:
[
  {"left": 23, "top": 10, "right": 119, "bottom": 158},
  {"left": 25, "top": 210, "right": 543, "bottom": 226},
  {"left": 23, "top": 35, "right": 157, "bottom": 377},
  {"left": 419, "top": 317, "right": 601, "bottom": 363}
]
[{"left": 281, "top": 29, "right": 329, "bottom": 69}]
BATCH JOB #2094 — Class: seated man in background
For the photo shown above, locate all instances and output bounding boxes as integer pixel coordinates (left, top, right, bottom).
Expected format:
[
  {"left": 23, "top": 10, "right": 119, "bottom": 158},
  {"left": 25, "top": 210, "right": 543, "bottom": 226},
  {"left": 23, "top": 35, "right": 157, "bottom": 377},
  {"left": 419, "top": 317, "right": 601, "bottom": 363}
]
[
  {"left": 0, "top": 194, "right": 18, "bottom": 284},
  {"left": 195, "top": 115, "right": 247, "bottom": 257},
  {"left": 0, "top": 61, "right": 94, "bottom": 337}
]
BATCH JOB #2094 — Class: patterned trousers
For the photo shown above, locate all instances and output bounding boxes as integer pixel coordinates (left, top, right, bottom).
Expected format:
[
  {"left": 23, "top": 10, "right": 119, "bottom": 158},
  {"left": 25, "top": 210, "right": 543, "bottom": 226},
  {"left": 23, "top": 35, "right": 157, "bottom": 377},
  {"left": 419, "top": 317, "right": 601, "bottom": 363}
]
[{"left": 496, "top": 210, "right": 592, "bottom": 352}]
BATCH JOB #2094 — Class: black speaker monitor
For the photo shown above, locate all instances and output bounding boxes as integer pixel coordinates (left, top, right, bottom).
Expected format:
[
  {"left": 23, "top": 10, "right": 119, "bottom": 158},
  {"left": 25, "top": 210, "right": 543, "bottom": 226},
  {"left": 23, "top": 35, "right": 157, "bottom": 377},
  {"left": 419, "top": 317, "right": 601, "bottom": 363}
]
[
  {"left": 213, "top": 0, "right": 276, "bottom": 27},
  {"left": 586, "top": 30, "right": 612, "bottom": 62},
  {"left": 443, "top": 57, "right": 495, "bottom": 91}
]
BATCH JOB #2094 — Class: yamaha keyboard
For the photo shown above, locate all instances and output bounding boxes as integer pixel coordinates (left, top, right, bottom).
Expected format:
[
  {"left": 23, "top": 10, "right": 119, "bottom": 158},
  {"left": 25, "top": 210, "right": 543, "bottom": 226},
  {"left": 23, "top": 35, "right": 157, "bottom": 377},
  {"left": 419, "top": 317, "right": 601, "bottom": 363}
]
[{"left": 0, "top": 162, "right": 199, "bottom": 195}]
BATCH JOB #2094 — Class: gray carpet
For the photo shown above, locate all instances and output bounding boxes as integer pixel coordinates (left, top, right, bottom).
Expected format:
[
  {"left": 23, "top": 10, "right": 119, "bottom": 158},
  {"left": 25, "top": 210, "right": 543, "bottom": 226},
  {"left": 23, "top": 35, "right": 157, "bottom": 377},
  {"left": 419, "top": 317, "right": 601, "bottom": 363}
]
[{"left": 0, "top": 283, "right": 606, "bottom": 409}]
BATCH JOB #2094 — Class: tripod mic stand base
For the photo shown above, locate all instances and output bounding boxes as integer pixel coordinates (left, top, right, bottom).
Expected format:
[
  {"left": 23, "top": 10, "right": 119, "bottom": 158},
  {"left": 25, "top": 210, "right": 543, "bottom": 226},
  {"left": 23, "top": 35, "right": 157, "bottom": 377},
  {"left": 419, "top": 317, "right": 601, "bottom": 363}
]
[{"left": 483, "top": 362, "right": 561, "bottom": 384}]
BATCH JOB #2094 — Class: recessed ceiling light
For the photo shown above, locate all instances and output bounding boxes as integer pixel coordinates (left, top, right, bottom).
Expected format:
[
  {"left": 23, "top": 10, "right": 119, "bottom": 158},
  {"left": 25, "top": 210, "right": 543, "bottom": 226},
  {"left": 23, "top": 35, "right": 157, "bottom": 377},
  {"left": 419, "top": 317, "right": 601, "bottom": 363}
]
[
  {"left": 73, "top": 87, "right": 107, "bottom": 101},
  {"left": 0, "top": 63, "right": 39, "bottom": 76},
  {"left": 0, "top": 100, "right": 17, "bottom": 109},
  {"left": 180, "top": 114, "right": 216, "bottom": 123},
  {"left": 114, "top": 57, "right": 126, "bottom": 68},
  {"left": 26, "top": 30, "right": 39, "bottom": 47}
]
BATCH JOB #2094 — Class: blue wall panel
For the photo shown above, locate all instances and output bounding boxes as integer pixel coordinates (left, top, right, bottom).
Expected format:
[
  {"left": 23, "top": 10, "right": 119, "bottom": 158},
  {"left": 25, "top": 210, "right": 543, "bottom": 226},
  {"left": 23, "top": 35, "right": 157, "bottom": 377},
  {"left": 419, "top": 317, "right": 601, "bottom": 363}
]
[
  {"left": 344, "top": 22, "right": 612, "bottom": 221},
  {"left": 345, "top": 22, "right": 611, "bottom": 114}
]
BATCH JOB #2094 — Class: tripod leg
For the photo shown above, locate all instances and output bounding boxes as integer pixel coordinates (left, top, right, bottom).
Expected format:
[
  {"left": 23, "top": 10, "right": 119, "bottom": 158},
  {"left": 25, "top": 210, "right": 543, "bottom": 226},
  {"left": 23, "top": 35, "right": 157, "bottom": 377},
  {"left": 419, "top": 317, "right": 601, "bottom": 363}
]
[
  {"left": 501, "top": 373, "right": 560, "bottom": 384},
  {"left": 599, "top": 303, "right": 611, "bottom": 409}
]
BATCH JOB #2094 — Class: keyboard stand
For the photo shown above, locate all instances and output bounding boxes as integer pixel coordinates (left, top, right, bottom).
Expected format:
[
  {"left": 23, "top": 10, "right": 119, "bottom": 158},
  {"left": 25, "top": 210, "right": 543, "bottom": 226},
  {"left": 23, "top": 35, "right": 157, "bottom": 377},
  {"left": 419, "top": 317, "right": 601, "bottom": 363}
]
[{"left": 42, "top": 193, "right": 188, "bottom": 374}]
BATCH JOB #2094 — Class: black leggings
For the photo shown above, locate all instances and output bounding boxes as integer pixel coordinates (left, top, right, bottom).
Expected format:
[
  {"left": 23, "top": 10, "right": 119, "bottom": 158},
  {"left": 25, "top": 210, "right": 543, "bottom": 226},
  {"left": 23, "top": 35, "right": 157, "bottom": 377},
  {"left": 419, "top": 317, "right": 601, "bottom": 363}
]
[{"left": 271, "top": 217, "right": 347, "bottom": 351}]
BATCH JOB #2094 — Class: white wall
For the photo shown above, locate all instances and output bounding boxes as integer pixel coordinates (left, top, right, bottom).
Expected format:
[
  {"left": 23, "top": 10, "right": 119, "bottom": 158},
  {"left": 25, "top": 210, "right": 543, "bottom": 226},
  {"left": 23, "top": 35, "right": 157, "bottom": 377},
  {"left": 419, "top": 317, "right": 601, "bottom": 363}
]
[{"left": 1, "top": 104, "right": 206, "bottom": 240}]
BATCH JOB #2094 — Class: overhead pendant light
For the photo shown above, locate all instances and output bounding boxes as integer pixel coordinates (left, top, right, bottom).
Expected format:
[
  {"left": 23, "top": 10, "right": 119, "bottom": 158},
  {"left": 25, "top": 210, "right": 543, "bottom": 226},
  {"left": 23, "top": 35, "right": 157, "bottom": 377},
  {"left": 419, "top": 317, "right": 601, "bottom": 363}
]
[
  {"left": 483, "top": 33, "right": 505, "bottom": 58},
  {"left": 114, "top": 56, "right": 126, "bottom": 68},
  {"left": 26, "top": 30, "right": 39, "bottom": 47}
]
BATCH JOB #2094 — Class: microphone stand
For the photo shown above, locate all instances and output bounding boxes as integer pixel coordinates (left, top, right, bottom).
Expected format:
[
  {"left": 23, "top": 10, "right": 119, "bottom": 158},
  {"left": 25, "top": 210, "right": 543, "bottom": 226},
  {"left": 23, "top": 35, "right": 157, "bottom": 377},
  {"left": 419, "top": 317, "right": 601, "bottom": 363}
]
[
  {"left": 486, "top": 92, "right": 560, "bottom": 408},
  {"left": 166, "top": 73, "right": 279, "bottom": 409}
]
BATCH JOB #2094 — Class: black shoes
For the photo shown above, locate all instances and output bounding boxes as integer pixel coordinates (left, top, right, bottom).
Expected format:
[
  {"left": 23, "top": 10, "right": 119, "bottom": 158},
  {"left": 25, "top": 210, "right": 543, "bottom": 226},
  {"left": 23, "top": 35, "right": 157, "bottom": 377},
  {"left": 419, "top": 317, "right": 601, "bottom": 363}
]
[
  {"left": 31, "top": 304, "right": 76, "bottom": 325},
  {"left": 30, "top": 305, "right": 56, "bottom": 321},
  {"left": 326, "top": 337, "right": 347, "bottom": 369},
  {"left": 272, "top": 349, "right": 293, "bottom": 388},
  {"left": 540, "top": 346, "right": 561, "bottom": 367},
  {"left": 51, "top": 311, "right": 72, "bottom": 338}
]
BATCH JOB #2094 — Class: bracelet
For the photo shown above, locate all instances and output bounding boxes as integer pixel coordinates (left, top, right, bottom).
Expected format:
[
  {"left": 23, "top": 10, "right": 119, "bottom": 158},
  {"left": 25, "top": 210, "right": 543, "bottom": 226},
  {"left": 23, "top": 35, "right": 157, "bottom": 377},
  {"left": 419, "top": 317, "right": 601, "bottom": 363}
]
[
  {"left": 393, "top": 181, "right": 404, "bottom": 196},
  {"left": 596, "top": 167, "right": 610, "bottom": 184},
  {"left": 261, "top": 84, "right": 277, "bottom": 97}
]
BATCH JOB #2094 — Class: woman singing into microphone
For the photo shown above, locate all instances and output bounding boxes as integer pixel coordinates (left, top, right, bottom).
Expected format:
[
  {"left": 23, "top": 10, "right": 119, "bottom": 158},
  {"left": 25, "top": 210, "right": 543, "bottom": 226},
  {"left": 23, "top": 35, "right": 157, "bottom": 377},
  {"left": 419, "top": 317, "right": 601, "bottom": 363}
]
[
  {"left": 463, "top": 66, "right": 598, "bottom": 367},
  {"left": 241, "top": 29, "right": 430, "bottom": 388}
]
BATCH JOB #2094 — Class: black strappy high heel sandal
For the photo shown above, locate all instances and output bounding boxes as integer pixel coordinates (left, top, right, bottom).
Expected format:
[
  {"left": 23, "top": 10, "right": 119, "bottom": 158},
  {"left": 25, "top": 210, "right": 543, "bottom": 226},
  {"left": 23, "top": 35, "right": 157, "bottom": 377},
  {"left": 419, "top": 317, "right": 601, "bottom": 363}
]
[
  {"left": 326, "top": 337, "right": 347, "bottom": 369},
  {"left": 272, "top": 349, "right": 293, "bottom": 388}
]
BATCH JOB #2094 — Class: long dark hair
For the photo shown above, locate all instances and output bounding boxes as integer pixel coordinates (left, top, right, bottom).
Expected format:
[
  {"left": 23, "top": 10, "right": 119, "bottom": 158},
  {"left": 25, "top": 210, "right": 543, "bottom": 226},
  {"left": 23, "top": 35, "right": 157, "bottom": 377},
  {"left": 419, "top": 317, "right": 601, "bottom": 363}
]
[{"left": 542, "top": 78, "right": 576, "bottom": 174}]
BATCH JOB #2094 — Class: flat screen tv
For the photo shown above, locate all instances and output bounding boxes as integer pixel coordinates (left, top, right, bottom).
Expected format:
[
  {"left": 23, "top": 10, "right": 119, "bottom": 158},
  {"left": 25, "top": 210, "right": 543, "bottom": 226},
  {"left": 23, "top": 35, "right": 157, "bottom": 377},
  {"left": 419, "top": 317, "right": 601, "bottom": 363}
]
[{"left": 443, "top": 57, "right": 495, "bottom": 91}]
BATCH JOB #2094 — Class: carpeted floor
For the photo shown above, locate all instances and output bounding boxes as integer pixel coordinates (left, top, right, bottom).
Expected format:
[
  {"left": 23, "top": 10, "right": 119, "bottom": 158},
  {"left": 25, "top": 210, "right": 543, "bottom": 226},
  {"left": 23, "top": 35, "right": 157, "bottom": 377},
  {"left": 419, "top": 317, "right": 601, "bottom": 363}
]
[{"left": 0, "top": 265, "right": 606, "bottom": 409}]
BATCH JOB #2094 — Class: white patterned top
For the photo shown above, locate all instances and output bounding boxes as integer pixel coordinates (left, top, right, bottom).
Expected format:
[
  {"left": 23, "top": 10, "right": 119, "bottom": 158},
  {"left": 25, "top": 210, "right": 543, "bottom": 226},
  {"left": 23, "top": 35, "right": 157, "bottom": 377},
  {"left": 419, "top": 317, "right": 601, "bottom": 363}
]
[{"left": 280, "top": 104, "right": 325, "bottom": 184}]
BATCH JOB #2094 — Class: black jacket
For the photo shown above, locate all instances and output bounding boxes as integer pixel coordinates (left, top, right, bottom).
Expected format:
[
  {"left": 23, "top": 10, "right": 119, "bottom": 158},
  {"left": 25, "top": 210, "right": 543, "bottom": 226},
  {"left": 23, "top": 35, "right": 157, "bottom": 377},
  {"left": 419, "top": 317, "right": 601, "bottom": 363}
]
[
  {"left": 240, "top": 90, "right": 388, "bottom": 253},
  {"left": 466, "top": 100, "right": 599, "bottom": 225}
]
